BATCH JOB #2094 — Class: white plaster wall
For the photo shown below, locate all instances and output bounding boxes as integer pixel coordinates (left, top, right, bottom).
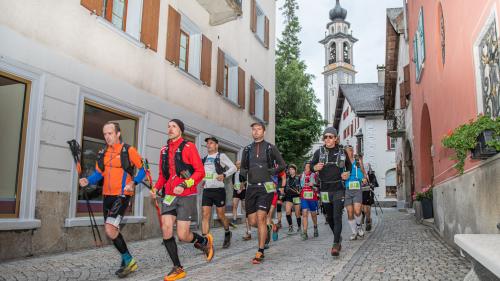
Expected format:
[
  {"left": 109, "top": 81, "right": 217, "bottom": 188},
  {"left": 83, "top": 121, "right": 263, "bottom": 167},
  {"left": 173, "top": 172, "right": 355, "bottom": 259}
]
[
  {"left": 363, "top": 117, "right": 396, "bottom": 201},
  {"left": 0, "top": 0, "right": 276, "bottom": 139}
]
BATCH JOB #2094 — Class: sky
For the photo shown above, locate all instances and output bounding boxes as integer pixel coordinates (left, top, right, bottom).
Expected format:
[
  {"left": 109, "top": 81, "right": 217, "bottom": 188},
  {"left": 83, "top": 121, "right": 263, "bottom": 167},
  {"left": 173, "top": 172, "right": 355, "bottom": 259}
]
[{"left": 275, "top": 0, "right": 403, "bottom": 118}]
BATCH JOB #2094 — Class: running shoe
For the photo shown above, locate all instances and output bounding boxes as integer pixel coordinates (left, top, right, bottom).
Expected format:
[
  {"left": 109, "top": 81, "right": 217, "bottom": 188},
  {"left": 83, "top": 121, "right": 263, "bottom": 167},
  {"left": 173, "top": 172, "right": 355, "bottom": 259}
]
[
  {"left": 196, "top": 233, "right": 214, "bottom": 262},
  {"left": 115, "top": 260, "right": 125, "bottom": 276},
  {"left": 222, "top": 231, "right": 232, "bottom": 248},
  {"left": 357, "top": 225, "right": 365, "bottom": 238},
  {"left": 164, "top": 266, "right": 186, "bottom": 281},
  {"left": 288, "top": 226, "right": 294, "bottom": 234},
  {"left": 243, "top": 232, "right": 252, "bottom": 241},
  {"left": 272, "top": 224, "right": 279, "bottom": 241},
  {"left": 230, "top": 220, "right": 237, "bottom": 229},
  {"left": 301, "top": 231, "right": 308, "bottom": 241},
  {"left": 331, "top": 243, "right": 342, "bottom": 256},
  {"left": 116, "top": 258, "right": 138, "bottom": 278},
  {"left": 313, "top": 226, "right": 319, "bottom": 238},
  {"left": 366, "top": 220, "right": 372, "bottom": 232},
  {"left": 252, "top": 252, "right": 265, "bottom": 264},
  {"left": 349, "top": 233, "right": 358, "bottom": 241}
]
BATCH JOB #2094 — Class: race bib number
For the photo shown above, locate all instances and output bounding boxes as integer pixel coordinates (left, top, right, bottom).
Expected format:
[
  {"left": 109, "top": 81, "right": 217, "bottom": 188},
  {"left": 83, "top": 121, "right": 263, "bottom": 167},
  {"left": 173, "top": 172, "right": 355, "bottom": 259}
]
[
  {"left": 348, "top": 181, "right": 361, "bottom": 190},
  {"left": 321, "top": 192, "right": 330, "bottom": 203},
  {"left": 204, "top": 172, "right": 215, "bottom": 180},
  {"left": 264, "top": 182, "right": 276, "bottom": 193},
  {"left": 303, "top": 191, "right": 314, "bottom": 200},
  {"left": 234, "top": 183, "right": 241, "bottom": 191},
  {"left": 163, "top": 195, "right": 176, "bottom": 206},
  {"left": 293, "top": 197, "right": 301, "bottom": 204}
]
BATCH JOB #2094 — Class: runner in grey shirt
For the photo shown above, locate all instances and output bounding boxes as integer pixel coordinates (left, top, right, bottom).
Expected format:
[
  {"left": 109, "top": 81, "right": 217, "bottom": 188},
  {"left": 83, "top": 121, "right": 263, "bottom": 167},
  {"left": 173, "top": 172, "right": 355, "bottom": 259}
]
[{"left": 201, "top": 136, "right": 237, "bottom": 248}]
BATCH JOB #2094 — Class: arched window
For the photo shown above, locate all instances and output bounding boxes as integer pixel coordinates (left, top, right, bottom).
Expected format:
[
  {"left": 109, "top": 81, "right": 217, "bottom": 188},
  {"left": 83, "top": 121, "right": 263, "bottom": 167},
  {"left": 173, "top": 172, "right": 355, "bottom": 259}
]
[
  {"left": 343, "top": 42, "right": 350, "bottom": 64},
  {"left": 385, "top": 168, "right": 397, "bottom": 198},
  {"left": 329, "top": 42, "right": 337, "bottom": 64}
]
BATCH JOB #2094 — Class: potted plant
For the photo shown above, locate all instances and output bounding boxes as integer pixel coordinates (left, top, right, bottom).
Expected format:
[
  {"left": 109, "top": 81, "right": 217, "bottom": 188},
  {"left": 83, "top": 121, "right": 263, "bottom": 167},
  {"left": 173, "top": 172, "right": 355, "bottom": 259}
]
[
  {"left": 416, "top": 186, "right": 433, "bottom": 219},
  {"left": 442, "top": 115, "right": 499, "bottom": 174}
]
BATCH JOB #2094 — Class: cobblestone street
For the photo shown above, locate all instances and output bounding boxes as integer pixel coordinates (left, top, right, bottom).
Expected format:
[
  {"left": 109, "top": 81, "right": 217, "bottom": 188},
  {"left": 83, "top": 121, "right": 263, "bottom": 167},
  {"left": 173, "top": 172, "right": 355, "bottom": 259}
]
[{"left": 0, "top": 209, "right": 470, "bottom": 281}]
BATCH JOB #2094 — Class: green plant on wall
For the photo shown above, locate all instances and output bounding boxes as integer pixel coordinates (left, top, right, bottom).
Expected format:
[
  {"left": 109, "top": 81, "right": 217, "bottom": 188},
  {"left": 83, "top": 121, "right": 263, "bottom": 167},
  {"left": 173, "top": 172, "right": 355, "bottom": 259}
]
[{"left": 442, "top": 115, "right": 500, "bottom": 174}]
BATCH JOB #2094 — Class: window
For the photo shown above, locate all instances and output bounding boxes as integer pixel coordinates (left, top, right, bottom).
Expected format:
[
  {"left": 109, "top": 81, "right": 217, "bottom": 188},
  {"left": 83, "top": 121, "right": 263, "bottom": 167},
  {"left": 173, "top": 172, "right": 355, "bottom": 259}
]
[
  {"left": 0, "top": 73, "right": 30, "bottom": 218},
  {"left": 254, "top": 82, "right": 265, "bottom": 121},
  {"left": 343, "top": 42, "right": 350, "bottom": 64},
  {"left": 250, "top": 0, "right": 269, "bottom": 48},
  {"left": 178, "top": 15, "right": 202, "bottom": 79},
  {"left": 77, "top": 102, "right": 138, "bottom": 217},
  {"left": 329, "top": 42, "right": 337, "bottom": 64},
  {"left": 81, "top": 0, "right": 161, "bottom": 49},
  {"left": 387, "top": 136, "right": 396, "bottom": 150},
  {"left": 217, "top": 50, "right": 244, "bottom": 107},
  {"left": 179, "top": 30, "right": 190, "bottom": 72}
]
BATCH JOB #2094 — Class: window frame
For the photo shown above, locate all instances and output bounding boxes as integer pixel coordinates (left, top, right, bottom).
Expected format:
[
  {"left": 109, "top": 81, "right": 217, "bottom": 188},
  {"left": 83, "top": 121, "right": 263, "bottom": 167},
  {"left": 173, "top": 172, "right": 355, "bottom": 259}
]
[
  {"left": 253, "top": 80, "right": 265, "bottom": 121},
  {"left": 65, "top": 92, "right": 147, "bottom": 228},
  {"left": 104, "top": 0, "right": 129, "bottom": 32},
  {"left": 75, "top": 100, "right": 140, "bottom": 217},
  {"left": 0, "top": 60, "right": 44, "bottom": 230},
  {"left": 255, "top": 3, "right": 266, "bottom": 44},
  {"left": 179, "top": 29, "right": 190, "bottom": 72},
  {"left": 0, "top": 72, "right": 31, "bottom": 219}
]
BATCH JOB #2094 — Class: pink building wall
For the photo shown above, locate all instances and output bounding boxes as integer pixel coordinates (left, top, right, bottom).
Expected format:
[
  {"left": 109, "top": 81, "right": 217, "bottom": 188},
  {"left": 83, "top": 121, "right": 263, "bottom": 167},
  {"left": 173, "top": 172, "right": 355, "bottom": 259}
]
[{"left": 407, "top": 0, "right": 500, "bottom": 192}]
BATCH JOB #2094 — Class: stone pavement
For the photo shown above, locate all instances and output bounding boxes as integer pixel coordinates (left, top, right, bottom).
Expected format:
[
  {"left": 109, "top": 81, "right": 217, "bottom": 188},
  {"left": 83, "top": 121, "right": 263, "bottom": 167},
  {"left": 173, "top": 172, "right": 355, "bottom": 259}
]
[{"left": 0, "top": 209, "right": 470, "bottom": 281}]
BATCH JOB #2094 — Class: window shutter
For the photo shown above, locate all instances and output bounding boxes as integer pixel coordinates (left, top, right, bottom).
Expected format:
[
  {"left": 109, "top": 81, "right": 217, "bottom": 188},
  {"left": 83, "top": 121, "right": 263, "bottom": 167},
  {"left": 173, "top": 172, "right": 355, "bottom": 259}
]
[
  {"left": 238, "top": 67, "right": 246, "bottom": 109},
  {"left": 216, "top": 48, "right": 225, "bottom": 95},
  {"left": 264, "top": 89, "right": 269, "bottom": 122},
  {"left": 200, "top": 35, "right": 212, "bottom": 86},
  {"left": 166, "top": 5, "right": 181, "bottom": 65},
  {"left": 250, "top": 77, "right": 256, "bottom": 115},
  {"left": 81, "top": 0, "right": 103, "bottom": 16},
  {"left": 399, "top": 82, "right": 407, "bottom": 109},
  {"left": 403, "top": 64, "right": 410, "bottom": 98},
  {"left": 250, "top": 0, "right": 257, "bottom": 33},
  {"left": 264, "top": 16, "right": 270, "bottom": 49},
  {"left": 140, "top": 0, "right": 160, "bottom": 51}
]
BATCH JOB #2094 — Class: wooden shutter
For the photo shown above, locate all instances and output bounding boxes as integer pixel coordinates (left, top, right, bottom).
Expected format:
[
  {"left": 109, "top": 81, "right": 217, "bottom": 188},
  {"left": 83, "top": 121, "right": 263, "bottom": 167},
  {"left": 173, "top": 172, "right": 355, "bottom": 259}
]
[
  {"left": 216, "top": 48, "right": 225, "bottom": 95},
  {"left": 238, "top": 67, "right": 246, "bottom": 109},
  {"left": 81, "top": 0, "right": 103, "bottom": 16},
  {"left": 399, "top": 82, "right": 407, "bottom": 109},
  {"left": 140, "top": 0, "right": 160, "bottom": 51},
  {"left": 250, "top": 0, "right": 257, "bottom": 33},
  {"left": 250, "top": 77, "right": 256, "bottom": 115},
  {"left": 264, "top": 89, "right": 269, "bottom": 122},
  {"left": 166, "top": 5, "right": 181, "bottom": 65},
  {"left": 403, "top": 64, "right": 410, "bottom": 98},
  {"left": 200, "top": 35, "right": 212, "bottom": 86},
  {"left": 264, "top": 16, "right": 270, "bottom": 49}
]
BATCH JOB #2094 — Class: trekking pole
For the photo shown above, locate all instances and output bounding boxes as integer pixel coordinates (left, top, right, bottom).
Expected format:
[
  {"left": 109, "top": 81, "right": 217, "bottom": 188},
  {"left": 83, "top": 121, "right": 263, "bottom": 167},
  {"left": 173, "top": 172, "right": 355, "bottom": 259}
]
[
  {"left": 142, "top": 158, "right": 163, "bottom": 228},
  {"left": 372, "top": 191, "right": 384, "bottom": 215},
  {"left": 67, "top": 139, "right": 103, "bottom": 247}
]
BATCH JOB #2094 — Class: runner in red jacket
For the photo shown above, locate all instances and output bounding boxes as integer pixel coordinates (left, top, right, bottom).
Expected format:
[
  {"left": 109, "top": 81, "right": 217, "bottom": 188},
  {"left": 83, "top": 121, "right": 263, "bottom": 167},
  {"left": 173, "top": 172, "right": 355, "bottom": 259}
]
[{"left": 152, "top": 119, "right": 212, "bottom": 281}]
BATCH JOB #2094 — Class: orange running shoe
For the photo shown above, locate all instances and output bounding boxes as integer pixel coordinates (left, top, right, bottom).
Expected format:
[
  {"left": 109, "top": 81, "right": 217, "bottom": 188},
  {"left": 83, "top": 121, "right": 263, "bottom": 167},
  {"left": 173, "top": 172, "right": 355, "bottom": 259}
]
[
  {"left": 164, "top": 266, "right": 186, "bottom": 281},
  {"left": 252, "top": 252, "right": 265, "bottom": 264}
]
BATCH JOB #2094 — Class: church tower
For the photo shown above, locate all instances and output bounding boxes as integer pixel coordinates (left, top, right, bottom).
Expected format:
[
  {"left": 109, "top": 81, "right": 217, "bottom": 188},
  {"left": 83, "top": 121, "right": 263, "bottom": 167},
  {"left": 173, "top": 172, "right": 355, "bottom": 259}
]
[{"left": 320, "top": 0, "right": 358, "bottom": 126}]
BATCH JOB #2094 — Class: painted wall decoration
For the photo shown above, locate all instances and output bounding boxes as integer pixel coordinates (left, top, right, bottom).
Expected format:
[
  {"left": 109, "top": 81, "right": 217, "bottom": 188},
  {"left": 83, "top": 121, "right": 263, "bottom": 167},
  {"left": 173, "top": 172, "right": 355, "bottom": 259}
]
[
  {"left": 475, "top": 13, "right": 500, "bottom": 118},
  {"left": 413, "top": 7, "right": 426, "bottom": 83}
]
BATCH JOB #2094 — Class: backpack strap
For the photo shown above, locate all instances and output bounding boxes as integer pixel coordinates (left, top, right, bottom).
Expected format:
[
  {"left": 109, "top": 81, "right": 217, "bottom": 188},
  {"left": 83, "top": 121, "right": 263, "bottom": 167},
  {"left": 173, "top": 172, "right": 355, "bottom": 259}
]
[{"left": 120, "top": 143, "right": 135, "bottom": 177}]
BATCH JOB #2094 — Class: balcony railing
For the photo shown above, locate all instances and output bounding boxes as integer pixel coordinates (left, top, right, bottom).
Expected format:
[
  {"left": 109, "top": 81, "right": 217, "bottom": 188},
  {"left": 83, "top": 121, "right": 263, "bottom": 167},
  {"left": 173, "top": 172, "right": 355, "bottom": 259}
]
[
  {"left": 387, "top": 109, "right": 406, "bottom": 138},
  {"left": 196, "top": 0, "right": 243, "bottom": 26}
]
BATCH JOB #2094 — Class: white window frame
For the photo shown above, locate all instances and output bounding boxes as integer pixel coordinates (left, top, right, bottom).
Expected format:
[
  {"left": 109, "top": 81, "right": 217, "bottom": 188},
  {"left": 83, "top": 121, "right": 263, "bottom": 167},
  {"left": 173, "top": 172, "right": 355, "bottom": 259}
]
[
  {"left": 0, "top": 58, "right": 44, "bottom": 230},
  {"left": 179, "top": 13, "right": 202, "bottom": 80},
  {"left": 224, "top": 54, "right": 239, "bottom": 105},
  {"left": 255, "top": 3, "right": 266, "bottom": 44},
  {"left": 254, "top": 80, "right": 265, "bottom": 121},
  {"left": 64, "top": 91, "right": 148, "bottom": 227},
  {"left": 96, "top": 0, "right": 145, "bottom": 47}
]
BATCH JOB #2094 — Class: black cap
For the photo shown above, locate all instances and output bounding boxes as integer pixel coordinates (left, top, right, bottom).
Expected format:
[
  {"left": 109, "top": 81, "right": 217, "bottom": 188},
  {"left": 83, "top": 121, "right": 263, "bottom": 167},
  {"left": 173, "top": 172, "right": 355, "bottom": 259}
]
[
  {"left": 204, "top": 136, "right": 219, "bottom": 144},
  {"left": 250, "top": 121, "right": 266, "bottom": 130},
  {"left": 170, "top": 119, "right": 185, "bottom": 133}
]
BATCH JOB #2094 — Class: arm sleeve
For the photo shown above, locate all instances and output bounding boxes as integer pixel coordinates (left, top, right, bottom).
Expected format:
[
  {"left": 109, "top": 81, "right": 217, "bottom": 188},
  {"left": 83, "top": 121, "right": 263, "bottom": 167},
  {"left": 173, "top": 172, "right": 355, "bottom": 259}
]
[
  {"left": 87, "top": 164, "right": 103, "bottom": 185},
  {"left": 220, "top": 153, "right": 237, "bottom": 178},
  {"left": 240, "top": 149, "right": 249, "bottom": 178},
  {"left": 128, "top": 147, "right": 146, "bottom": 184},
  {"left": 154, "top": 147, "right": 167, "bottom": 191}
]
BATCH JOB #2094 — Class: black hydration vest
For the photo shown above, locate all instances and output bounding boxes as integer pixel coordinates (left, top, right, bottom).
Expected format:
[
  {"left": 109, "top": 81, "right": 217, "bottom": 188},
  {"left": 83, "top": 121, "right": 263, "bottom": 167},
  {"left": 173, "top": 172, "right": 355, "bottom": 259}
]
[
  {"left": 96, "top": 143, "right": 134, "bottom": 177},
  {"left": 243, "top": 142, "right": 273, "bottom": 170},
  {"left": 161, "top": 140, "right": 194, "bottom": 181},
  {"left": 202, "top": 153, "right": 227, "bottom": 175}
]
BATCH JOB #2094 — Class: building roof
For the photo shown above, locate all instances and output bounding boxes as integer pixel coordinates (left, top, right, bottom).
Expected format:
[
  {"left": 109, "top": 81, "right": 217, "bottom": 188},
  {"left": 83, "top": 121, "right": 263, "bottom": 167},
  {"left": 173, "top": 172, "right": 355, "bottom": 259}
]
[
  {"left": 339, "top": 83, "right": 385, "bottom": 116},
  {"left": 387, "top": 8, "right": 405, "bottom": 34},
  {"left": 330, "top": 0, "right": 347, "bottom": 22}
]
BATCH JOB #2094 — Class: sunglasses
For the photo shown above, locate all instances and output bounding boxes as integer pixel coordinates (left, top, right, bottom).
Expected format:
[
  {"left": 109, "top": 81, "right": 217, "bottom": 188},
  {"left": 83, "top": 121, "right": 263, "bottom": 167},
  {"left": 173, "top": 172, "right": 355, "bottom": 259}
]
[{"left": 323, "top": 135, "right": 336, "bottom": 140}]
